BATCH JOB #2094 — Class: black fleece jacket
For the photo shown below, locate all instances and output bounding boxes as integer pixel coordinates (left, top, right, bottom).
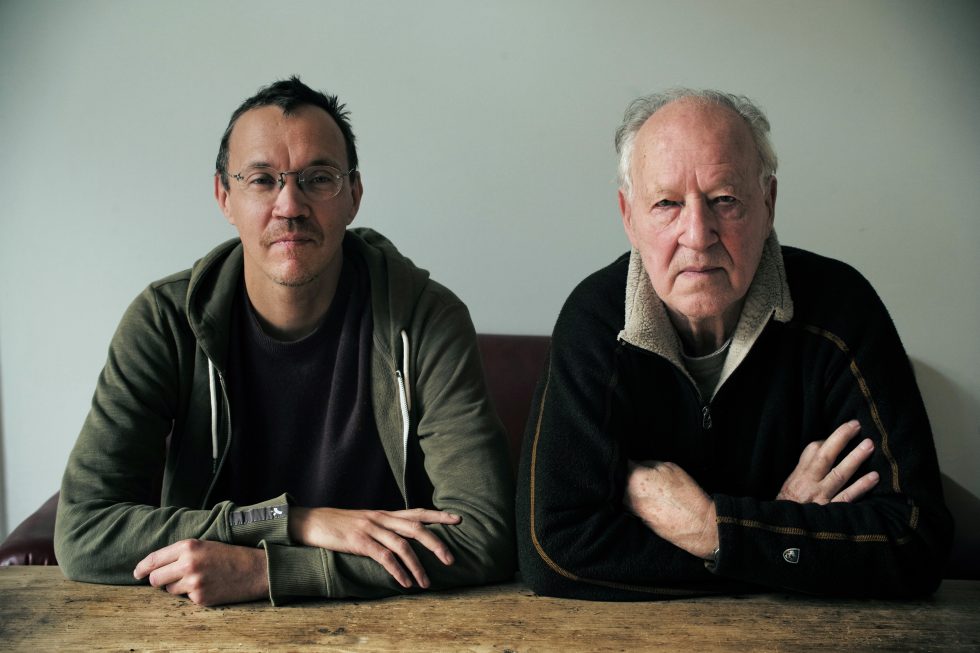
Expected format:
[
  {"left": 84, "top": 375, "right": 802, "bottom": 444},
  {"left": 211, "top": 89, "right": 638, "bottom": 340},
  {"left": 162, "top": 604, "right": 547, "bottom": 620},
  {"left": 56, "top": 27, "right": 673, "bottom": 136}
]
[{"left": 517, "top": 245, "right": 952, "bottom": 600}]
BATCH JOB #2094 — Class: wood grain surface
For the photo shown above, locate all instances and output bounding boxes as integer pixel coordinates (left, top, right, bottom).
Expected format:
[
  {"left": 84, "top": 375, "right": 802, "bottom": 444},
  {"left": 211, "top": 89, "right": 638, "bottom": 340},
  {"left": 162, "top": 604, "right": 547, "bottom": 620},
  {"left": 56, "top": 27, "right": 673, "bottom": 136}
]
[{"left": 1, "top": 566, "right": 977, "bottom": 652}]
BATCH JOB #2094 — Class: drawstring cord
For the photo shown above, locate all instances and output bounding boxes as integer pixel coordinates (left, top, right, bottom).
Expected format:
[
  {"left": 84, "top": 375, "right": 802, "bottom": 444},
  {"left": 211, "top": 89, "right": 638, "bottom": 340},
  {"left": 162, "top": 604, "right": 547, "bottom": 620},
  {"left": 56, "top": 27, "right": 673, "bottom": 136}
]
[
  {"left": 207, "top": 358, "right": 218, "bottom": 473},
  {"left": 400, "top": 330, "right": 412, "bottom": 411},
  {"left": 396, "top": 330, "right": 412, "bottom": 509}
]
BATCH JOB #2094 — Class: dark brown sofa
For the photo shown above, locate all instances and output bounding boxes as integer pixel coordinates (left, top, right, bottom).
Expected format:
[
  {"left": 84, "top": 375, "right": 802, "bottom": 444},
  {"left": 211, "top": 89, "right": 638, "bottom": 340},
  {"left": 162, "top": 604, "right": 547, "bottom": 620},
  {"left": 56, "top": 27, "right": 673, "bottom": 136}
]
[{"left": 2, "top": 333, "right": 977, "bottom": 581}]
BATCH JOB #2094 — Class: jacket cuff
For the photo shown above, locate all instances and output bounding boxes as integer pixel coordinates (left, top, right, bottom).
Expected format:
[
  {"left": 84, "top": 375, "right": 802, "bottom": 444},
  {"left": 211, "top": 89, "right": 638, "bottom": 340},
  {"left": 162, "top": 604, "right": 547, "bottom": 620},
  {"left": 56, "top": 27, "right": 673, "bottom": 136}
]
[
  {"left": 711, "top": 494, "right": 737, "bottom": 576},
  {"left": 227, "top": 494, "right": 292, "bottom": 547},
  {"left": 712, "top": 493, "right": 802, "bottom": 579},
  {"left": 260, "top": 542, "right": 329, "bottom": 605}
]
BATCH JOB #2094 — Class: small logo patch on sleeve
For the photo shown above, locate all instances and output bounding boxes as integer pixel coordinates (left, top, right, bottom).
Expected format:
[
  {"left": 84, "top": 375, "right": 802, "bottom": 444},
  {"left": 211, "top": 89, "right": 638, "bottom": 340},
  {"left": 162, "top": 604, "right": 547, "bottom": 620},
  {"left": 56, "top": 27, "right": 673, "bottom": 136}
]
[
  {"left": 229, "top": 505, "right": 289, "bottom": 527},
  {"left": 782, "top": 547, "right": 801, "bottom": 564}
]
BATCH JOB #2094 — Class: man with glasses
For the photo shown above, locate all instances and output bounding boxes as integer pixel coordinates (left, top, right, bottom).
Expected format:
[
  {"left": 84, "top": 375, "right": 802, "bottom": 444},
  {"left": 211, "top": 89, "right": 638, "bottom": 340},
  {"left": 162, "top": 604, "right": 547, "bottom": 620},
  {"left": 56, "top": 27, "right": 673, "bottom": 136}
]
[
  {"left": 55, "top": 77, "right": 515, "bottom": 606},
  {"left": 517, "top": 89, "right": 951, "bottom": 599}
]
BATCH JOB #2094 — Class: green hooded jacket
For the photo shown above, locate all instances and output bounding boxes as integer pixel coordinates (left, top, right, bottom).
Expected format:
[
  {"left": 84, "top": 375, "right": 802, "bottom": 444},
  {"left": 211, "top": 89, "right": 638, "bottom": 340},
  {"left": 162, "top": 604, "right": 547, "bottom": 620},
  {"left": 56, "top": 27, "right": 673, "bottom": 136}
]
[{"left": 55, "top": 228, "right": 516, "bottom": 604}]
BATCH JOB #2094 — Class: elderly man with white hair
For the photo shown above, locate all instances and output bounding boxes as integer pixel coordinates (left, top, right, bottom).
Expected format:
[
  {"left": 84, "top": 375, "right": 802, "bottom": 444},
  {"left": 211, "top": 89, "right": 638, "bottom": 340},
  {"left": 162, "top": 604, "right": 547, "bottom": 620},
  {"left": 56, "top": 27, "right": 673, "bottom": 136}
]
[{"left": 517, "top": 89, "right": 952, "bottom": 599}]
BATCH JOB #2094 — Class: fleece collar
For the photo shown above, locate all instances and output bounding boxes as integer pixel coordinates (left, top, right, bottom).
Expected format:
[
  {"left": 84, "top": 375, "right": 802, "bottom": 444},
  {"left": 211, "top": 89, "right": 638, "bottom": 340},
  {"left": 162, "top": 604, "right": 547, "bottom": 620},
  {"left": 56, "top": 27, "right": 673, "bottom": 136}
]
[{"left": 618, "top": 232, "right": 794, "bottom": 398}]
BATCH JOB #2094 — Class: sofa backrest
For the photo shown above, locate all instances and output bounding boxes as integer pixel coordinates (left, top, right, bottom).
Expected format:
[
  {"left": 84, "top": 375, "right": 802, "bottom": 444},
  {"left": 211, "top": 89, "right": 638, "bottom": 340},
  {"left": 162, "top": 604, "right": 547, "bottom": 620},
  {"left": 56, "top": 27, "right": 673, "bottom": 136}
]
[
  {"left": 3, "top": 332, "right": 978, "bottom": 582},
  {"left": 476, "top": 333, "right": 551, "bottom": 470}
]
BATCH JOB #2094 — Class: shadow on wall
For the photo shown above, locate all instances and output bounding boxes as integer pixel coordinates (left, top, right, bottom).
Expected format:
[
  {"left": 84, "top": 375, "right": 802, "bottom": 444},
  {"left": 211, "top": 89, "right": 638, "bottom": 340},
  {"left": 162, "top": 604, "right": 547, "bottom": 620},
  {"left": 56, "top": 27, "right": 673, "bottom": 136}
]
[
  {"left": 912, "top": 357, "right": 980, "bottom": 579},
  {"left": 911, "top": 358, "right": 979, "bottom": 483},
  {"left": 941, "top": 473, "right": 980, "bottom": 579}
]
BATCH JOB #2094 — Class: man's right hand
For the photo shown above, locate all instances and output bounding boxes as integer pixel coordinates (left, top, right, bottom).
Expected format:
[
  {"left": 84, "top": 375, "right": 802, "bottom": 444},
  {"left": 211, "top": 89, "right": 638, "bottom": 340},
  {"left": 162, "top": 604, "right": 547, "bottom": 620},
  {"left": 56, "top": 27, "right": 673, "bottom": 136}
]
[
  {"left": 288, "top": 507, "right": 461, "bottom": 589},
  {"left": 777, "top": 420, "right": 880, "bottom": 504},
  {"left": 133, "top": 540, "right": 268, "bottom": 607}
]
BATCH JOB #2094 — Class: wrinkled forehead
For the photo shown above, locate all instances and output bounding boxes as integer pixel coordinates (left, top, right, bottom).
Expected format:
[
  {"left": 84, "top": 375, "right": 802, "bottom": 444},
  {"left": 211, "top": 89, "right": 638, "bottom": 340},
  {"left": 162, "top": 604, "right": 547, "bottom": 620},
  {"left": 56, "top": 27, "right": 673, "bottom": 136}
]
[{"left": 634, "top": 100, "right": 760, "bottom": 178}]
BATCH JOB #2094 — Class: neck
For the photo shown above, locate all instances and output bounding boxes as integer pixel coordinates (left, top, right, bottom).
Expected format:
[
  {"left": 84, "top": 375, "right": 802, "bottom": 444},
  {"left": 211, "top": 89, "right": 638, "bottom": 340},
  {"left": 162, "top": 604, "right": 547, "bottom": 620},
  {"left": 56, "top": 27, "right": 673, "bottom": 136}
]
[
  {"left": 668, "top": 301, "right": 742, "bottom": 357},
  {"left": 244, "top": 255, "right": 344, "bottom": 342}
]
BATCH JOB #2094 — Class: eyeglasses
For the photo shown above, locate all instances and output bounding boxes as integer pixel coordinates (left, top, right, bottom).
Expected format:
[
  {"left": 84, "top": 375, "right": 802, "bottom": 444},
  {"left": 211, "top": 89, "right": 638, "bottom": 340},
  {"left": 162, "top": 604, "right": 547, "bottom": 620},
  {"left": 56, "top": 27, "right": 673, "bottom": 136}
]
[{"left": 231, "top": 165, "right": 355, "bottom": 201}]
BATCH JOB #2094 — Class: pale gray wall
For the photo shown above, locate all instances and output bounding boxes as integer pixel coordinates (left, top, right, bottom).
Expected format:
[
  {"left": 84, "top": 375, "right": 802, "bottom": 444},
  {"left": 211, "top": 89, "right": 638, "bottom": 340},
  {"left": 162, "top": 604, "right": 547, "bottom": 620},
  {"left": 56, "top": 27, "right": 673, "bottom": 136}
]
[{"left": 1, "top": 0, "right": 978, "bottom": 537}]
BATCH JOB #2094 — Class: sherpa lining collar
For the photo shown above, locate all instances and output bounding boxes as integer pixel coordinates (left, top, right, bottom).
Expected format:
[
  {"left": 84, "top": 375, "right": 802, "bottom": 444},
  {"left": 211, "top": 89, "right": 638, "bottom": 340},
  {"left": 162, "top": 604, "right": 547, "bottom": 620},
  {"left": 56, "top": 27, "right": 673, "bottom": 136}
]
[{"left": 618, "top": 232, "right": 794, "bottom": 399}]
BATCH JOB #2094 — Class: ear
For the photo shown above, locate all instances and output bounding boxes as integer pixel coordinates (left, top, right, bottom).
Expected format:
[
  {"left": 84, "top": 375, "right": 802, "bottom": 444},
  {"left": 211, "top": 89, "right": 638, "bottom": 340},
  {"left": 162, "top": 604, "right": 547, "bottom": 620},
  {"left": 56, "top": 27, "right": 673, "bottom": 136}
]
[
  {"left": 345, "top": 171, "right": 364, "bottom": 226},
  {"left": 214, "top": 174, "right": 235, "bottom": 225},
  {"left": 619, "top": 188, "right": 639, "bottom": 249},
  {"left": 764, "top": 176, "right": 777, "bottom": 231}
]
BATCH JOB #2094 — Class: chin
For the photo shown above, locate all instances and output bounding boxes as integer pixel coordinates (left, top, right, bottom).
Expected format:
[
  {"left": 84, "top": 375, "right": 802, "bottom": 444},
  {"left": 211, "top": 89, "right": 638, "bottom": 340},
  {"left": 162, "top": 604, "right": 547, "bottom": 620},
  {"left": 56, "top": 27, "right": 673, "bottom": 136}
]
[
  {"left": 270, "top": 265, "right": 320, "bottom": 288},
  {"left": 672, "top": 295, "right": 736, "bottom": 321},
  {"left": 275, "top": 276, "right": 318, "bottom": 288}
]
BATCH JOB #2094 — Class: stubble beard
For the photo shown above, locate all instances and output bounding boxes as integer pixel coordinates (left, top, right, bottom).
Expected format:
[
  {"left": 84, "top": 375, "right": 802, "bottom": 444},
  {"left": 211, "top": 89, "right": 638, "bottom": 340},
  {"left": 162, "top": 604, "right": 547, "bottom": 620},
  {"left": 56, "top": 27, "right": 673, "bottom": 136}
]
[{"left": 269, "top": 263, "right": 321, "bottom": 288}]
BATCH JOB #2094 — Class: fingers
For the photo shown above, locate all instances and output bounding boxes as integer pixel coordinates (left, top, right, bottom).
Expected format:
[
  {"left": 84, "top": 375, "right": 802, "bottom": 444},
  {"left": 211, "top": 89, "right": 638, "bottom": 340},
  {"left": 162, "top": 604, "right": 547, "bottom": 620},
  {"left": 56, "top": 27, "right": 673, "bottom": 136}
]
[
  {"left": 777, "top": 420, "right": 880, "bottom": 505},
  {"left": 369, "top": 529, "right": 428, "bottom": 589},
  {"left": 383, "top": 515, "right": 456, "bottom": 566},
  {"left": 135, "top": 541, "right": 270, "bottom": 606},
  {"left": 136, "top": 541, "right": 198, "bottom": 596},
  {"left": 135, "top": 540, "right": 204, "bottom": 592},
  {"left": 365, "top": 511, "right": 458, "bottom": 587},
  {"left": 832, "top": 470, "right": 880, "bottom": 503},
  {"left": 809, "top": 420, "right": 863, "bottom": 474},
  {"left": 354, "top": 520, "right": 438, "bottom": 589},
  {"left": 391, "top": 508, "right": 462, "bottom": 526},
  {"left": 133, "top": 540, "right": 187, "bottom": 580},
  {"left": 824, "top": 420, "right": 863, "bottom": 456},
  {"left": 826, "top": 436, "right": 875, "bottom": 494},
  {"left": 820, "top": 422, "right": 875, "bottom": 502},
  {"left": 303, "top": 507, "right": 461, "bottom": 589}
]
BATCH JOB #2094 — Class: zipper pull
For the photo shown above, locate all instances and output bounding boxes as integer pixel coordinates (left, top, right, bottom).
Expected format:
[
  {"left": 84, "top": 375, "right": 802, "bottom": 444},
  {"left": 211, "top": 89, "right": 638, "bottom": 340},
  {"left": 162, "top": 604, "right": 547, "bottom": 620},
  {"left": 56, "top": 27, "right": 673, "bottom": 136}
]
[{"left": 702, "top": 405, "right": 713, "bottom": 430}]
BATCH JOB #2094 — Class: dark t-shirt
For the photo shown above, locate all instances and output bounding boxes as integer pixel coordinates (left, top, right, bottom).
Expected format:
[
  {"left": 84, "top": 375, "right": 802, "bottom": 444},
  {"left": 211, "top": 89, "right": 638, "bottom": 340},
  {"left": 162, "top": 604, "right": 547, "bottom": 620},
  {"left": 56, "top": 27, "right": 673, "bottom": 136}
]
[{"left": 215, "top": 247, "right": 404, "bottom": 510}]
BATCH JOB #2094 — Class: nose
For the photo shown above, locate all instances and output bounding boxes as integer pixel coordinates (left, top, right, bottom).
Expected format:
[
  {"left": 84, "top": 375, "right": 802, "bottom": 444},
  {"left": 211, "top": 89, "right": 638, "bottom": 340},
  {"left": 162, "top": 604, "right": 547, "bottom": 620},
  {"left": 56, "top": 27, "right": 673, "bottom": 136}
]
[
  {"left": 271, "top": 173, "right": 310, "bottom": 220},
  {"left": 677, "top": 196, "right": 719, "bottom": 251}
]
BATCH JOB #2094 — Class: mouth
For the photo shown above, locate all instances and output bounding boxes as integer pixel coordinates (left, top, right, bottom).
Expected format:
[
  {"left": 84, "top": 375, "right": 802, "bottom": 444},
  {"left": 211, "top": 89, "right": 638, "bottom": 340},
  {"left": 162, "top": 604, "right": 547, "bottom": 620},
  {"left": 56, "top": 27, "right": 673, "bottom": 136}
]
[
  {"left": 270, "top": 236, "right": 316, "bottom": 247},
  {"left": 680, "top": 266, "right": 722, "bottom": 275}
]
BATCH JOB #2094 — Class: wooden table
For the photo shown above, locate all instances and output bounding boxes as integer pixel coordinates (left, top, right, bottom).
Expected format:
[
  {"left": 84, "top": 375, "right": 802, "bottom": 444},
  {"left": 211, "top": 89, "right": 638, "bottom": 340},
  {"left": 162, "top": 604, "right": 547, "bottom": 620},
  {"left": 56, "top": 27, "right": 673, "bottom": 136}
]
[{"left": 1, "top": 567, "right": 977, "bottom": 652}]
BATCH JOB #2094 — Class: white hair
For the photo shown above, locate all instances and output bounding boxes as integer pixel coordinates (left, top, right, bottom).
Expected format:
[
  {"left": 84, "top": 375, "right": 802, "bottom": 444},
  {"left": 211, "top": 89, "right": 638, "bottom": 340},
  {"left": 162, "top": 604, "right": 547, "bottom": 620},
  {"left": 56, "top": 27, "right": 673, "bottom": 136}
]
[{"left": 615, "top": 88, "right": 778, "bottom": 198}]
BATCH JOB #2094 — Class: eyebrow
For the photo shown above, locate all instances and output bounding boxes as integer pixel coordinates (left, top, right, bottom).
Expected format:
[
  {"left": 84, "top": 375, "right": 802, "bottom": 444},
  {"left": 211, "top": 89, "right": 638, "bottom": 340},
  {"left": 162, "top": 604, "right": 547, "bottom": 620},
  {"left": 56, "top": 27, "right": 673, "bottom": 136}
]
[{"left": 240, "top": 158, "right": 344, "bottom": 172}]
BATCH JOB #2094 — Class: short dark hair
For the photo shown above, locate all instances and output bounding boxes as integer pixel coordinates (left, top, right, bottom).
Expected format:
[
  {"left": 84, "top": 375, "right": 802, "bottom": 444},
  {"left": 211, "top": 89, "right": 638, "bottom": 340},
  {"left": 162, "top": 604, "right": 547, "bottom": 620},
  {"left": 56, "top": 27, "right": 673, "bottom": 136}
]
[{"left": 215, "top": 76, "right": 358, "bottom": 189}]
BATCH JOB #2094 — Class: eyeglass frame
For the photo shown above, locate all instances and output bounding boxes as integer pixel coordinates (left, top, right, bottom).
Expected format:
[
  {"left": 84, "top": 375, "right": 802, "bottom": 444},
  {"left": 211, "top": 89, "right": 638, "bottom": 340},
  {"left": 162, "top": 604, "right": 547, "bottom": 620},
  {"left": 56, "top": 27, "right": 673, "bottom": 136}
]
[{"left": 230, "top": 164, "right": 357, "bottom": 199}]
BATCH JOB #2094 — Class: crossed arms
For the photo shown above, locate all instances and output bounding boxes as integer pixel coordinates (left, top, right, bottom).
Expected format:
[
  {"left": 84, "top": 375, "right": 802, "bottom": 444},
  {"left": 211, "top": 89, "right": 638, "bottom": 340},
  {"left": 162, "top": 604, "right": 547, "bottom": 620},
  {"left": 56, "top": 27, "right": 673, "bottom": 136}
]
[
  {"left": 623, "top": 419, "right": 881, "bottom": 562},
  {"left": 516, "top": 268, "right": 952, "bottom": 600}
]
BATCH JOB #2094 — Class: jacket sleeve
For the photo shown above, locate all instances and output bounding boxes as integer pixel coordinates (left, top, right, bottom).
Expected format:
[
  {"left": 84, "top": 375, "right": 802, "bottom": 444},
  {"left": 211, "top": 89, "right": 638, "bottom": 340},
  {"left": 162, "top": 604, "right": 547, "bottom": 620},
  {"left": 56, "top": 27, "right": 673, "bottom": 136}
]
[
  {"left": 710, "top": 275, "right": 953, "bottom": 597},
  {"left": 517, "top": 277, "right": 732, "bottom": 600},
  {"left": 55, "top": 285, "right": 292, "bottom": 585},
  {"left": 259, "top": 295, "right": 516, "bottom": 603}
]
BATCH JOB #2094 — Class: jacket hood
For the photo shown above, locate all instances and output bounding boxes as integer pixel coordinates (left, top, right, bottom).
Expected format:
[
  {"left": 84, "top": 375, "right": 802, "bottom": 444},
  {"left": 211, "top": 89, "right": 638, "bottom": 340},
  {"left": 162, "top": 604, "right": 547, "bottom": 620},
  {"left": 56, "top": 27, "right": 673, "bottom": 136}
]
[
  {"left": 619, "top": 231, "right": 794, "bottom": 397},
  {"left": 183, "top": 228, "right": 431, "bottom": 371},
  {"left": 345, "top": 227, "right": 432, "bottom": 363}
]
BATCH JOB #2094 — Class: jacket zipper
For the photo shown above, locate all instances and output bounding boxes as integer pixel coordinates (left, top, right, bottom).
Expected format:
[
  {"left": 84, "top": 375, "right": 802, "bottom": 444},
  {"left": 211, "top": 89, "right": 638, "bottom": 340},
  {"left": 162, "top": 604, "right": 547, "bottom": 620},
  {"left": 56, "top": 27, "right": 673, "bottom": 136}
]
[
  {"left": 207, "top": 358, "right": 219, "bottom": 473},
  {"left": 618, "top": 338, "right": 715, "bottom": 432}
]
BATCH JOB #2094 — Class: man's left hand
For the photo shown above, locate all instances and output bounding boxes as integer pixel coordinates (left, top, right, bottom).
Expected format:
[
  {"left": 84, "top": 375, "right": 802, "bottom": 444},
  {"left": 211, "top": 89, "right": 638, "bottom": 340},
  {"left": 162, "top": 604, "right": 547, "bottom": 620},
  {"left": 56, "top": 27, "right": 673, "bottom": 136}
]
[
  {"left": 776, "top": 420, "right": 879, "bottom": 504},
  {"left": 623, "top": 461, "right": 718, "bottom": 559},
  {"left": 133, "top": 540, "right": 269, "bottom": 607}
]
